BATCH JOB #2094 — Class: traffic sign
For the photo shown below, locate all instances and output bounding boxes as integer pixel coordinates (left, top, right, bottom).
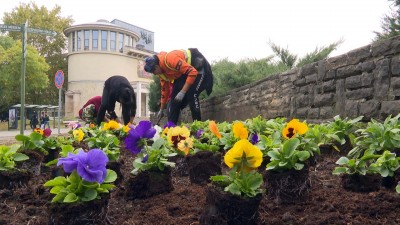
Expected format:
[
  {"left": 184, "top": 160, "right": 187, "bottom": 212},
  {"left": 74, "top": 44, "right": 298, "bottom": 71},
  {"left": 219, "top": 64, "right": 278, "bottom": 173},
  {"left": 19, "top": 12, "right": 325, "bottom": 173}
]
[
  {"left": 55, "top": 70, "right": 64, "bottom": 89},
  {"left": 27, "top": 27, "right": 56, "bottom": 36},
  {"left": 0, "top": 24, "right": 21, "bottom": 32}
]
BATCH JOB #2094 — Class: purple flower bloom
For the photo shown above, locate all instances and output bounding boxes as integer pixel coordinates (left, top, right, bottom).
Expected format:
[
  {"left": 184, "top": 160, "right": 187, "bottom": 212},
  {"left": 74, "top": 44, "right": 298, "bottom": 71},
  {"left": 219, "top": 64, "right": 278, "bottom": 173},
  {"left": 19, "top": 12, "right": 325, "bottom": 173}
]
[
  {"left": 57, "top": 149, "right": 109, "bottom": 183},
  {"left": 125, "top": 120, "right": 156, "bottom": 154},
  {"left": 164, "top": 121, "right": 176, "bottom": 129},
  {"left": 195, "top": 129, "right": 204, "bottom": 139},
  {"left": 141, "top": 154, "right": 149, "bottom": 163},
  {"left": 251, "top": 133, "right": 259, "bottom": 144}
]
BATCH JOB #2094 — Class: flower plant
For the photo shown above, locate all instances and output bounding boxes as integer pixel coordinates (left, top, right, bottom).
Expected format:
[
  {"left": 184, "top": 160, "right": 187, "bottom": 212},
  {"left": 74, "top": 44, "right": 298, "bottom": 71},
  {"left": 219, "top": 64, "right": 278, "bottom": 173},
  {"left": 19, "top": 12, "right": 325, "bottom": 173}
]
[
  {"left": 15, "top": 130, "right": 49, "bottom": 155},
  {"left": 125, "top": 120, "right": 176, "bottom": 175},
  {"left": 265, "top": 119, "right": 313, "bottom": 171},
  {"left": 0, "top": 144, "right": 29, "bottom": 170},
  {"left": 44, "top": 149, "right": 117, "bottom": 203},
  {"left": 349, "top": 113, "right": 400, "bottom": 158},
  {"left": 210, "top": 139, "right": 264, "bottom": 197}
]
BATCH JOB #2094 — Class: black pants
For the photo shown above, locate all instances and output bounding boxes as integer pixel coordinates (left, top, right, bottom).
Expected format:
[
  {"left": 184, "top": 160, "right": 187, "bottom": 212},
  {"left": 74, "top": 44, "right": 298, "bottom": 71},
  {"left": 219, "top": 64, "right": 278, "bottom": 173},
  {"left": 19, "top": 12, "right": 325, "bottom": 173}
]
[
  {"left": 167, "top": 71, "right": 205, "bottom": 124},
  {"left": 167, "top": 49, "right": 213, "bottom": 124}
]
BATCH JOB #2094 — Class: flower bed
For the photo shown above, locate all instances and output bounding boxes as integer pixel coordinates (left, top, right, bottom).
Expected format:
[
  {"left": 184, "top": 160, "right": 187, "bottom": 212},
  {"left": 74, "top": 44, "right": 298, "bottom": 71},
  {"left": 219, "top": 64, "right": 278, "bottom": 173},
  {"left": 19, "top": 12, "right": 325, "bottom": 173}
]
[{"left": 0, "top": 116, "right": 400, "bottom": 224}]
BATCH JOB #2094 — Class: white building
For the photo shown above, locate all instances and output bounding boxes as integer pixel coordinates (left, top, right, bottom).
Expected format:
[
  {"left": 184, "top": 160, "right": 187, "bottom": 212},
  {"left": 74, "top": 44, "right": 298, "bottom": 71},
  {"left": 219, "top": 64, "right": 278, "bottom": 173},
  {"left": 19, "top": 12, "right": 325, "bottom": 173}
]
[{"left": 63, "top": 19, "right": 155, "bottom": 121}]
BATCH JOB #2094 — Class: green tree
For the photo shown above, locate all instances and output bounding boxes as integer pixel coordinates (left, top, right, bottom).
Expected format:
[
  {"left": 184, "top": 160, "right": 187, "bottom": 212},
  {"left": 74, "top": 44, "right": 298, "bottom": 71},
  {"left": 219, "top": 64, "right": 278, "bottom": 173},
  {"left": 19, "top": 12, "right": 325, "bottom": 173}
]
[
  {"left": 148, "top": 75, "right": 161, "bottom": 112},
  {"left": 269, "top": 40, "right": 342, "bottom": 69},
  {"left": 374, "top": 0, "right": 400, "bottom": 41},
  {"left": 2, "top": 1, "right": 73, "bottom": 105},
  {"left": 0, "top": 36, "right": 49, "bottom": 112}
]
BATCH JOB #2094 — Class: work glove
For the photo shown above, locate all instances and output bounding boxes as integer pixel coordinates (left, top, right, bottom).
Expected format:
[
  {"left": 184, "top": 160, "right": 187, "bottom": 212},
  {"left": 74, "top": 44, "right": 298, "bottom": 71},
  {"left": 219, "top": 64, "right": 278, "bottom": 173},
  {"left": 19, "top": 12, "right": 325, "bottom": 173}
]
[
  {"left": 174, "top": 91, "right": 186, "bottom": 103},
  {"left": 157, "top": 109, "right": 164, "bottom": 120}
]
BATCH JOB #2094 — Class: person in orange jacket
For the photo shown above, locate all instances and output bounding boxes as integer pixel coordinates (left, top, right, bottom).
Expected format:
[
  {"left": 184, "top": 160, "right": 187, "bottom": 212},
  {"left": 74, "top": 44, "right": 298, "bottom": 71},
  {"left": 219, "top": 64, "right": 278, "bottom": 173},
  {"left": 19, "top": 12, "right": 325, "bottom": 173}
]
[{"left": 144, "top": 48, "right": 213, "bottom": 124}]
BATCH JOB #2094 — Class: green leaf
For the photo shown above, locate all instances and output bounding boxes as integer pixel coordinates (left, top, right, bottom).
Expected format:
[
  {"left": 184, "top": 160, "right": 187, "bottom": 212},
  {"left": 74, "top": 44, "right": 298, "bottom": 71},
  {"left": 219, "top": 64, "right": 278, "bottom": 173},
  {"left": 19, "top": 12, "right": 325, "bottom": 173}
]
[
  {"left": 13, "top": 153, "right": 29, "bottom": 161},
  {"left": 44, "top": 176, "right": 67, "bottom": 187},
  {"left": 51, "top": 192, "right": 68, "bottom": 203},
  {"left": 282, "top": 138, "right": 300, "bottom": 158},
  {"left": 332, "top": 167, "right": 347, "bottom": 175},
  {"left": 64, "top": 193, "right": 78, "bottom": 203},
  {"left": 50, "top": 186, "right": 64, "bottom": 194},
  {"left": 335, "top": 157, "right": 349, "bottom": 165},
  {"left": 82, "top": 189, "right": 97, "bottom": 201},
  {"left": 103, "top": 169, "right": 117, "bottom": 183}
]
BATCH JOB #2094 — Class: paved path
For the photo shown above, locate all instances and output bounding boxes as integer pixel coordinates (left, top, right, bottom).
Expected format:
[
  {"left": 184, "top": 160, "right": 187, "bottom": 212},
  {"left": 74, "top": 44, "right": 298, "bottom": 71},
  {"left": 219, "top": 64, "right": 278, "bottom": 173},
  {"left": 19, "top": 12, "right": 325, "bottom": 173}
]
[{"left": 0, "top": 127, "right": 71, "bottom": 145}]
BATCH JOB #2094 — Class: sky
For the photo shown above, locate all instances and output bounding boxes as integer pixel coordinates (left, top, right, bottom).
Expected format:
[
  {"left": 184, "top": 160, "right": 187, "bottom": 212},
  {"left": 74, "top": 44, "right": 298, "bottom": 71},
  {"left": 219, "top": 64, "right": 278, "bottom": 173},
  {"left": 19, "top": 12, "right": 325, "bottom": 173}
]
[{"left": 0, "top": 0, "right": 394, "bottom": 63}]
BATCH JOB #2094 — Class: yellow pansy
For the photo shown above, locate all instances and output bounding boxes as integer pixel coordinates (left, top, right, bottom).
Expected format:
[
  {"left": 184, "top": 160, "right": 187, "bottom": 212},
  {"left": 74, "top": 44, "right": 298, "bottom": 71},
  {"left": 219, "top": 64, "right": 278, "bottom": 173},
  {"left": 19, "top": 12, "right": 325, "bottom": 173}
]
[
  {"left": 167, "top": 126, "right": 190, "bottom": 148},
  {"left": 224, "top": 139, "right": 263, "bottom": 169},
  {"left": 282, "top": 119, "right": 309, "bottom": 139},
  {"left": 108, "top": 120, "right": 121, "bottom": 130},
  {"left": 123, "top": 124, "right": 131, "bottom": 133},
  {"left": 232, "top": 121, "right": 248, "bottom": 140},
  {"left": 177, "top": 137, "right": 193, "bottom": 155},
  {"left": 73, "top": 129, "right": 84, "bottom": 141},
  {"left": 34, "top": 128, "right": 44, "bottom": 135}
]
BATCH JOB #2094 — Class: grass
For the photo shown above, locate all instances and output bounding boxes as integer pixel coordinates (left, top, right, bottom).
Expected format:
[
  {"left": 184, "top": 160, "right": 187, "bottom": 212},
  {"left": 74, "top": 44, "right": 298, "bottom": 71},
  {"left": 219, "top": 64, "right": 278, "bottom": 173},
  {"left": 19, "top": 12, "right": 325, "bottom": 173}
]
[{"left": 0, "top": 120, "right": 60, "bottom": 131}]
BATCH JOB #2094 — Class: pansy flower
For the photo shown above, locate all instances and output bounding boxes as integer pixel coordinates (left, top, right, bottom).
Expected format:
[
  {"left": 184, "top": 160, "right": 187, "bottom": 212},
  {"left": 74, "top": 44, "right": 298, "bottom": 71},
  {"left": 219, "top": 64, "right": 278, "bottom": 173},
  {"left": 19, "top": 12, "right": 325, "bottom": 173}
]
[
  {"left": 108, "top": 120, "right": 121, "bottom": 130},
  {"left": 282, "top": 119, "right": 308, "bottom": 139},
  {"left": 177, "top": 137, "right": 193, "bottom": 155},
  {"left": 125, "top": 120, "right": 156, "bottom": 154},
  {"left": 164, "top": 121, "right": 176, "bottom": 129},
  {"left": 195, "top": 129, "right": 204, "bottom": 139},
  {"left": 73, "top": 129, "right": 84, "bottom": 141},
  {"left": 57, "top": 149, "right": 108, "bottom": 183},
  {"left": 167, "top": 126, "right": 190, "bottom": 148},
  {"left": 233, "top": 121, "right": 248, "bottom": 140},
  {"left": 224, "top": 139, "right": 263, "bottom": 170},
  {"left": 250, "top": 133, "right": 259, "bottom": 144},
  {"left": 209, "top": 120, "right": 222, "bottom": 139},
  {"left": 43, "top": 128, "right": 52, "bottom": 138},
  {"left": 34, "top": 128, "right": 44, "bottom": 135},
  {"left": 122, "top": 124, "right": 131, "bottom": 133},
  {"left": 89, "top": 123, "right": 95, "bottom": 129}
]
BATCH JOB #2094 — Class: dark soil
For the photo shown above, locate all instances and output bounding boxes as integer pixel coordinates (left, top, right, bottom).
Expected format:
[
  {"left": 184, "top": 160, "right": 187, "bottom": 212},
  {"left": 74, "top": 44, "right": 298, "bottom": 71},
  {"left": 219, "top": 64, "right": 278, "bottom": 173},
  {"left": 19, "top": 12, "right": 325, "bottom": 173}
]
[{"left": 0, "top": 147, "right": 400, "bottom": 225}]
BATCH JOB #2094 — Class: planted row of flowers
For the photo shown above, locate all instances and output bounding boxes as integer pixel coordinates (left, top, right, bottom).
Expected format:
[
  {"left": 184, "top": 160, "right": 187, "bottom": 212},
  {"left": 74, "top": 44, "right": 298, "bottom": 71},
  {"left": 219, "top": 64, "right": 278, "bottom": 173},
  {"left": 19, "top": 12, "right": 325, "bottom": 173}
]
[{"left": 1, "top": 114, "right": 400, "bottom": 224}]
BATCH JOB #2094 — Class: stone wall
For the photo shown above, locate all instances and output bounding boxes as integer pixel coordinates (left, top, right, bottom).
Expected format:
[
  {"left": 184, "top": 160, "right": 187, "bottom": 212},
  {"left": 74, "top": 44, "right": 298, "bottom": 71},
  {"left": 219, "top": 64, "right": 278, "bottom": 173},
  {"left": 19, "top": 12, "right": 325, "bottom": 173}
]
[{"left": 181, "top": 35, "right": 400, "bottom": 123}]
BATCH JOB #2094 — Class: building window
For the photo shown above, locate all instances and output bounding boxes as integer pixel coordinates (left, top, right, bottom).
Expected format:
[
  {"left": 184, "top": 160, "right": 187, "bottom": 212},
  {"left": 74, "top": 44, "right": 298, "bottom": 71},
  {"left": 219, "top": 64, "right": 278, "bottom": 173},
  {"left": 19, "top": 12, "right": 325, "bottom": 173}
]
[
  {"left": 101, "top": 30, "right": 108, "bottom": 51},
  {"left": 119, "top": 33, "right": 124, "bottom": 52},
  {"left": 77, "top": 31, "right": 82, "bottom": 51},
  {"left": 92, "top": 30, "right": 98, "bottom": 50},
  {"left": 110, "top": 31, "right": 116, "bottom": 51},
  {"left": 72, "top": 31, "right": 75, "bottom": 52},
  {"left": 125, "top": 35, "right": 130, "bottom": 47},
  {"left": 84, "top": 30, "right": 90, "bottom": 50}
]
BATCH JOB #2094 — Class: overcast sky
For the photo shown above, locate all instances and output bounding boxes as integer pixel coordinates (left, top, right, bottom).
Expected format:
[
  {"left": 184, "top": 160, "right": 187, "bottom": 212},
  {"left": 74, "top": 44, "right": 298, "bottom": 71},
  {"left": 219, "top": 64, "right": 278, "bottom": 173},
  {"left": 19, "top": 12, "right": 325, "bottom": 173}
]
[{"left": 1, "top": 0, "right": 394, "bottom": 63}]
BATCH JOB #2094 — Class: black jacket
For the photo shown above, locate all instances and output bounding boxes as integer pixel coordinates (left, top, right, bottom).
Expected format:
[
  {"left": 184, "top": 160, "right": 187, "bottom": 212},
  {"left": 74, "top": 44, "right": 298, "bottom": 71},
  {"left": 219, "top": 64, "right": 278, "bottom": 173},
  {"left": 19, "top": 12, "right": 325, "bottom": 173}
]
[{"left": 97, "top": 75, "right": 137, "bottom": 125}]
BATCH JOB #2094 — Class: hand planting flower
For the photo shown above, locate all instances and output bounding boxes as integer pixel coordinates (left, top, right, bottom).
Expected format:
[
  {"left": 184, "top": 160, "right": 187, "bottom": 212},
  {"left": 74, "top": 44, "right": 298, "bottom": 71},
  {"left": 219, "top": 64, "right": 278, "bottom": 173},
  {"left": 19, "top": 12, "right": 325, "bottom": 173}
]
[
  {"left": 125, "top": 120, "right": 156, "bottom": 154},
  {"left": 57, "top": 149, "right": 108, "bottom": 183}
]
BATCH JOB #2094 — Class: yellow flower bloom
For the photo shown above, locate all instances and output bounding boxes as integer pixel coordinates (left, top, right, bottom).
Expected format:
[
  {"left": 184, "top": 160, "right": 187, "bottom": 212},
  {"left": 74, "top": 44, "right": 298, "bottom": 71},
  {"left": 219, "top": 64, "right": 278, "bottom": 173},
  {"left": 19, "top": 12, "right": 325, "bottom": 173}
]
[
  {"left": 209, "top": 120, "right": 222, "bottom": 139},
  {"left": 167, "top": 126, "right": 190, "bottom": 148},
  {"left": 177, "top": 137, "right": 193, "bottom": 155},
  {"left": 162, "top": 127, "right": 169, "bottom": 137},
  {"left": 73, "top": 129, "right": 84, "bottom": 142},
  {"left": 282, "top": 119, "right": 309, "bottom": 139},
  {"left": 224, "top": 139, "right": 263, "bottom": 169},
  {"left": 232, "top": 121, "right": 248, "bottom": 140},
  {"left": 102, "top": 122, "right": 111, "bottom": 131},
  {"left": 34, "top": 128, "right": 44, "bottom": 135},
  {"left": 123, "top": 124, "right": 131, "bottom": 133},
  {"left": 108, "top": 120, "right": 121, "bottom": 130}
]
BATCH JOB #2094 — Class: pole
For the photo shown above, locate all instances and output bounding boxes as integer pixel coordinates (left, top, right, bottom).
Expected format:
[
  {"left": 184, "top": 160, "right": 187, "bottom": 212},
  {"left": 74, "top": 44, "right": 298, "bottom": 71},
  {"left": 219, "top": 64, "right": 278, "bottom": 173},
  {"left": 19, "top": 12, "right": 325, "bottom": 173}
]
[
  {"left": 20, "top": 20, "right": 28, "bottom": 135},
  {"left": 58, "top": 88, "right": 61, "bottom": 134}
]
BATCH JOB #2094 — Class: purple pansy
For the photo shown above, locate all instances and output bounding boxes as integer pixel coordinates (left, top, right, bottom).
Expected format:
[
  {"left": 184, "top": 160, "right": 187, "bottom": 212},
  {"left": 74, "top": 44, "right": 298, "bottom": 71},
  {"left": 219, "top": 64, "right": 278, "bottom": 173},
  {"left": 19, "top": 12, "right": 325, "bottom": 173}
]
[
  {"left": 195, "top": 129, "right": 204, "bottom": 139},
  {"left": 251, "top": 133, "right": 259, "bottom": 144},
  {"left": 163, "top": 121, "right": 176, "bottom": 129},
  {"left": 57, "top": 149, "right": 109, "bottom": 183},
  {"left": 141, "top": 154, "right": 149, "bottom": 163},
  {"left": 125, "top": 120, "right": 156, "bottom": 154}
]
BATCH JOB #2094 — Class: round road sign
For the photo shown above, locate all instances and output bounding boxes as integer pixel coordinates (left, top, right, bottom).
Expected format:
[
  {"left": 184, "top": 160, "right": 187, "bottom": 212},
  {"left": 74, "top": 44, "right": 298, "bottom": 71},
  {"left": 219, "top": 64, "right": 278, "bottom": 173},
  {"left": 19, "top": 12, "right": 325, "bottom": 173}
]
[{"left": 55, "top": 70, "right": 64, "bottom": 89}]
